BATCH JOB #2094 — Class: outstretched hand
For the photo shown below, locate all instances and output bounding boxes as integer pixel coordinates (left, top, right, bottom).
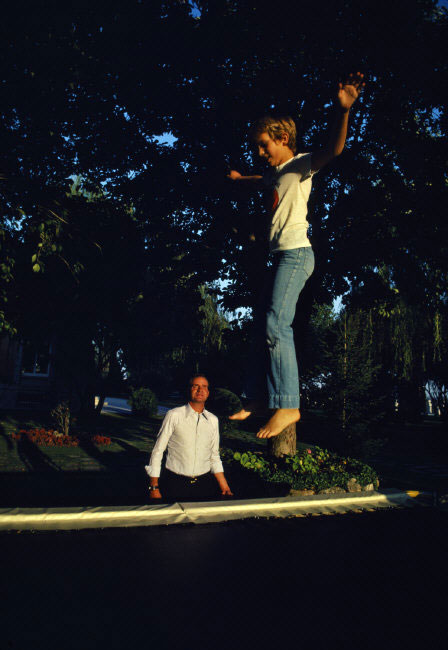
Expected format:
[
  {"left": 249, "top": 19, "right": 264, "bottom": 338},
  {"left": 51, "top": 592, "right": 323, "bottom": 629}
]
[{"left": 337, "top": 72, "right": 365, "bottom": 111}]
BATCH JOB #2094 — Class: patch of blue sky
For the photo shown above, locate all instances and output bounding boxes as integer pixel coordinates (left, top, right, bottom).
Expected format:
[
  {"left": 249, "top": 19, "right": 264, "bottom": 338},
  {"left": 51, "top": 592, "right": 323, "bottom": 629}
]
[
  {"left": 188, "top": 2, "right": 201, "bottom": 18},
  {"left": 333, "top": 295, "right": 344, "bottom": 313},
  {"left": 3, "top": 212, "right": 26, "bottom": 232},
  {"left": 213, "top": 277, "right": 251, "bottom": 323},
  {"left": 151, "top": 132, "right": 178, "bottom": 147}
]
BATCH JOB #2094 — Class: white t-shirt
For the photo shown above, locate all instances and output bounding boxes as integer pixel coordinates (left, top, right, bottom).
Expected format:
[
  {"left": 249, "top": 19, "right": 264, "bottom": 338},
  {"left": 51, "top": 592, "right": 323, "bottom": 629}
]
[{"left": 263, "top": 152, "right": 314, "bottom": 253}]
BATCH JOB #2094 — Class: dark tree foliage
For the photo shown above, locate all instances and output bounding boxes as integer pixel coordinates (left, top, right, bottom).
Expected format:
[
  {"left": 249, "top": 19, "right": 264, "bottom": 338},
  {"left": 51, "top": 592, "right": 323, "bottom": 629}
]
[{"left": 0, "top": 0, "right": 446, "bottom": 418}]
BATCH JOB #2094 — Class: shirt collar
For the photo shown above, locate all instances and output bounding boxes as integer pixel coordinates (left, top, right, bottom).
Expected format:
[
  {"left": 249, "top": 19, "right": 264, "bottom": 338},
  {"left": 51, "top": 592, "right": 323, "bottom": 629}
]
[
  {"left": 186, "top": 403, "right": 209, "bottom": 420},
  {"left": 275, "top": 154, "right": 295, "bottom": 172}
]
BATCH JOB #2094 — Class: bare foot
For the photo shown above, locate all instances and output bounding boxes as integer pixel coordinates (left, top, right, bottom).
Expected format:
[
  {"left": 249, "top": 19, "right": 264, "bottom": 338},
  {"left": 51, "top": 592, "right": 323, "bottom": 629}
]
[
  {"left": 229, "top": 401, "right": 264, "bottom": 421},
  {"left": 228, "top": 409, "right": 252, "bottom": 421},
  {"left": 256, "top": 408, "right": 301, "bottom": 438}
]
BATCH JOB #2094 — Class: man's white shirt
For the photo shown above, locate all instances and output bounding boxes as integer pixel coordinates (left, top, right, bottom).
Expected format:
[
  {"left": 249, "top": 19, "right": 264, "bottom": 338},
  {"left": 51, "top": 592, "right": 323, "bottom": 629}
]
[{"left": 145, "top": 404, "right": 224, "bottom": 478}]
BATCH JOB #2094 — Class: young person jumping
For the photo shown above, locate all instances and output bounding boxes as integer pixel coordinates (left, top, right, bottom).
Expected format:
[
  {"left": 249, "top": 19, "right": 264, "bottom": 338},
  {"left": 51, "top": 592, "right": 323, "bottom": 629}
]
[{"left": 227, "top": 73, "right": 365, "bottom": 439}]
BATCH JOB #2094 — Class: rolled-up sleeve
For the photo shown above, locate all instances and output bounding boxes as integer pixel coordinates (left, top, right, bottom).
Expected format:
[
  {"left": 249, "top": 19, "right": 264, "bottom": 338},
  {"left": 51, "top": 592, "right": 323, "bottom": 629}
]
[
  {"left": 210, "top": 419, "right": 224, "bottom": 475},
  {"left": 145, "top": 411, "right": 176, "bottom": 478}
]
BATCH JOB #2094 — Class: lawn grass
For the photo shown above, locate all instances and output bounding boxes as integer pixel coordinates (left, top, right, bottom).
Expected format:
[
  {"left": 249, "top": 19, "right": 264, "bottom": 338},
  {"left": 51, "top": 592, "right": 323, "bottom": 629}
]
[{"left": 0, "top": 409, "right": 162, "bottom": 473}]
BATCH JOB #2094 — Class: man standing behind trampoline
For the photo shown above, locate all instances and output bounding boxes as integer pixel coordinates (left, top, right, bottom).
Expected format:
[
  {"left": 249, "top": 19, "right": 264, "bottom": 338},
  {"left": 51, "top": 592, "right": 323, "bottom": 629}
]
[
  {"left": 145, "top": 375, "right": 233, "bottom": 502},
  {"left": 228, "top": 73, "right": 365, "bottom": 439}
]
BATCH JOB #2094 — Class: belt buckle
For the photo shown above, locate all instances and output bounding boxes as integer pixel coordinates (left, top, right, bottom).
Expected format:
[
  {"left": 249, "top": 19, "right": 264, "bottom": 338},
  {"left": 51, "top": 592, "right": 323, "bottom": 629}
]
[{"left": 189, "top": 476, "right": 198, "bottom": 484}]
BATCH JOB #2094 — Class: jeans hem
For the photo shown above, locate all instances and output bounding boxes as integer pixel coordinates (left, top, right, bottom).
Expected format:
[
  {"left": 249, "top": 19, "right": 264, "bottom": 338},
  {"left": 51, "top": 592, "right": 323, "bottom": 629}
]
[{"left": 268, "top": 395, "right": 300, "bottom": 409}]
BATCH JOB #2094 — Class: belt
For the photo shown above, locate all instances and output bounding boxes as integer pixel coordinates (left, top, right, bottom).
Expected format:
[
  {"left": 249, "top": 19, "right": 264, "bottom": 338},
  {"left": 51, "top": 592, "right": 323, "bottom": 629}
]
[{"left": 167, "top": 469, "right": 210, "bottom": 484}]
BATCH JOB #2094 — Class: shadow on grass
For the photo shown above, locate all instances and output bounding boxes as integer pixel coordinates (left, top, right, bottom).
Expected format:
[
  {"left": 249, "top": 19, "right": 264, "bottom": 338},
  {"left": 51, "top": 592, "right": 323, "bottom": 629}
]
[
  {"left": 83, "top": 411, "right": 161, "bottom": 444},
  {"left": 0, "top": 421, "right": 61, "bottom": 472},
  {"left": 0, "top": 411, "right": 54, "bottom": 452},
  {"left": 0, "top": 422, "right": 13, "bottom": 450},
  {"left": 220, "top": 430, "right": 265, "bottom": 453},
  {"left": 76, "top": 435, "right": 149, "bottom": 471},
  {"left": 16, "top": 435, "right": 61, "bottom": 472}
]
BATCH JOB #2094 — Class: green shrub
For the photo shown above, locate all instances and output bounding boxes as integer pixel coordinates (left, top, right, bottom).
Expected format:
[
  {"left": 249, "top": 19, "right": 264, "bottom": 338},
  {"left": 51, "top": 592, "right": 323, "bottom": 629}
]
[
  {"left": 50, "top": 401, "right": 73, "bottom": 436},
  {"left": 207, "top": 388, "right": 242, "bottom": 416},
  {"left": 232, "top": 450, "right": 271, "bottom": 478},
  {"left": 221, "top": 445, "right": 379, "bottom": 493},
  {"left": 128, "top": 387, "right": 158, "bottom": 419},
  {"left": 207, "top": 387, "right": 242, "bottom": 435}
]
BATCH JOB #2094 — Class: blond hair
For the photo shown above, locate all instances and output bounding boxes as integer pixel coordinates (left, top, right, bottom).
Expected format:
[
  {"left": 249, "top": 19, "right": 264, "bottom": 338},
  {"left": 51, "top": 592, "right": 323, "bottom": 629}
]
[{"left": 251, "top": 115, "right": 297, "bottom": 154}]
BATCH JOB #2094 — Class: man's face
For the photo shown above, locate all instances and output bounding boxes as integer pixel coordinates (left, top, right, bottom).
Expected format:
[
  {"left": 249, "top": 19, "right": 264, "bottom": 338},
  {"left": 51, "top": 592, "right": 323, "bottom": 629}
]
[
  {"left": 189, "top": 377, "right": 210, "bottom": 404},
  {"left": 255, "top": 131, "right": 292, "bottom": 167}
]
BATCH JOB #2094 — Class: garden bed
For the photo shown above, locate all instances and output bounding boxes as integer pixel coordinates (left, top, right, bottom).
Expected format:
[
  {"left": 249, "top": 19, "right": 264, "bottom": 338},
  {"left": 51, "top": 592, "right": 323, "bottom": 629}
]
[
  {"left": 10, "top": 428, "right": 112, "bottom": 447},
  {"left": 221, "top": 445, "right": 379, "bottom": 498}
]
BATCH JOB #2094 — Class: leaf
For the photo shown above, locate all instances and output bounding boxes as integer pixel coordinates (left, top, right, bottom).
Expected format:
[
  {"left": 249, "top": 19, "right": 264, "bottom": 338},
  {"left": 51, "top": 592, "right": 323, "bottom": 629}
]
[{"left": 32, "top": 263, "right": 41, "bottom": 272}]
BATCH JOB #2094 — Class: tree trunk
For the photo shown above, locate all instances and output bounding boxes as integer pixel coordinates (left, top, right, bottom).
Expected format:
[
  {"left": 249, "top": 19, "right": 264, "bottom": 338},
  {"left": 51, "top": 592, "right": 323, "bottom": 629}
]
[
  {"left": 268, "top": 422, "right": 297, "bottom": 458},
  {"left": 95, "top": 393, "right": 106, "bottom": 416}
]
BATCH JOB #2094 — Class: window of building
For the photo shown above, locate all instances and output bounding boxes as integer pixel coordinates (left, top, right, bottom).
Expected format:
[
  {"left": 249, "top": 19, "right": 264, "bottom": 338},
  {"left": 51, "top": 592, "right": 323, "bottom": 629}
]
[{"left": 21, "top": 342, "right": 51, "bottom": 376}]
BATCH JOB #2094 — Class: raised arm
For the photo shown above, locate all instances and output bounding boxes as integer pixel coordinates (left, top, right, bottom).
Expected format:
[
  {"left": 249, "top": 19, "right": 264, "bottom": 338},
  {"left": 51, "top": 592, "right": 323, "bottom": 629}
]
[{"left": 311, "top": 72, "right": 365, "bottom": 173}]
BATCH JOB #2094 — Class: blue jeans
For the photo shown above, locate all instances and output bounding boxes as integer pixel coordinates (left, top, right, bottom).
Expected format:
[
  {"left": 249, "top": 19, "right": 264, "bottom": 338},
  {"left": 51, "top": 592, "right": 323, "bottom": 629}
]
[{"left": 244, "top": 247, "right": 314, "bottom": 409}]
